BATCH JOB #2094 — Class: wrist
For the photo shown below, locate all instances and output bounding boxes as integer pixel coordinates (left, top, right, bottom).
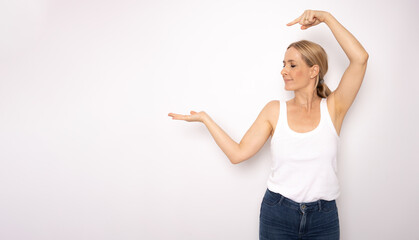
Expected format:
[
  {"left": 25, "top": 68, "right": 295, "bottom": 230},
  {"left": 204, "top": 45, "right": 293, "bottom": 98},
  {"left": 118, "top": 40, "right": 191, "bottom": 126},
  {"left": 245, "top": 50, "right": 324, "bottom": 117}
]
[
  {"left": 322, "top": 12, "right": 334, "bottom": 25},
  {"left": 202, "top": 113, "right": 211, "bottom": 124}
]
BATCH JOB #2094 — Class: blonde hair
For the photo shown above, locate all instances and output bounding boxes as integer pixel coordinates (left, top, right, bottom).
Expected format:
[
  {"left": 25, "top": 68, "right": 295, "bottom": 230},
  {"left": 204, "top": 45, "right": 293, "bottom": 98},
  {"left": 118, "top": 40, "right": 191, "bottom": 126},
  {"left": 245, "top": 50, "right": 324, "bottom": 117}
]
[{"left": 287, "top": 40, "right": 332, "bottom": 98}]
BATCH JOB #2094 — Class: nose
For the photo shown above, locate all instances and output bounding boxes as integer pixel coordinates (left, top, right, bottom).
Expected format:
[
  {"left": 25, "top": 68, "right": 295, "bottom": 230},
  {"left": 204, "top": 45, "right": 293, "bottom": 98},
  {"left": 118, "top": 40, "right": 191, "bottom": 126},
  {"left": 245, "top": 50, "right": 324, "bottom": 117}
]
[{"left": 281, "top": 67, "right": 288, "bottom": 77}]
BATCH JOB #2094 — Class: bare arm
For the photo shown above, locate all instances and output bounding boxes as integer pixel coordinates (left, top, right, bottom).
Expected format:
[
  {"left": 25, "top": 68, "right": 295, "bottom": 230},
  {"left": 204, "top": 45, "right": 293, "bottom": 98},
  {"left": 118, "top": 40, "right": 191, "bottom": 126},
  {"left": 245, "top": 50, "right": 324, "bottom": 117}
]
[
  {"left": 236, "top": 100, "right": 274, "bottom": 164},
  {"left": 323, "top": 12, "right": 368, "bottom": 63},
  {"left": 169, "top": 110, "right": 240, "bottom": 164},
  {"left": 288, "top": 10, "right": 369, "bottom": 119},
  {"left": 202, "top": 101, "right": 273, "bottom": 164},
  {"left": 169, "top": 101, "right": 274, "bottom": 164},
  {"left": 201, "top": 114, "right": 241, "bottom": 164},
  {"left": 323, "top": 12, "right": 369, "bottom": 117}
]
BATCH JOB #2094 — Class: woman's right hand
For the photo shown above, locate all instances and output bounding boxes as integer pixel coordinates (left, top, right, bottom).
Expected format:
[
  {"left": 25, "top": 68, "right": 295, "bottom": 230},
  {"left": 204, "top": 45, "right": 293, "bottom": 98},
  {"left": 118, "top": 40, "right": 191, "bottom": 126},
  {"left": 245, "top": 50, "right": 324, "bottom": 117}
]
[
  {"left": 287, "top": 9, "right": 330, "bottom": 30},
  {"left": 168, "top": 111, "right": 208, "bottom": 123}
]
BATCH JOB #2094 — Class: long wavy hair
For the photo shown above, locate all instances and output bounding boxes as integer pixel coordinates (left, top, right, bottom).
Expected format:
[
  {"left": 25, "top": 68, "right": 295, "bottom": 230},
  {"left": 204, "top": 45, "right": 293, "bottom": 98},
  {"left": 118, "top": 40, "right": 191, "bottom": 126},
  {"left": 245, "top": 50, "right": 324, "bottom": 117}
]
[{"left": 287, "top": 40, "right": 332, "bottom": 98}]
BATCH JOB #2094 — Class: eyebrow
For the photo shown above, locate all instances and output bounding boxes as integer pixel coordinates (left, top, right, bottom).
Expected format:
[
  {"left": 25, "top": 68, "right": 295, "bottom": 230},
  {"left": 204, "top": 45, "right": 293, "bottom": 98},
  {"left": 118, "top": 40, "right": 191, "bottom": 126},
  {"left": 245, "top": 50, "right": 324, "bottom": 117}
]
[{"left": 282, "top": 60, "right": 296, "bottom": 63}]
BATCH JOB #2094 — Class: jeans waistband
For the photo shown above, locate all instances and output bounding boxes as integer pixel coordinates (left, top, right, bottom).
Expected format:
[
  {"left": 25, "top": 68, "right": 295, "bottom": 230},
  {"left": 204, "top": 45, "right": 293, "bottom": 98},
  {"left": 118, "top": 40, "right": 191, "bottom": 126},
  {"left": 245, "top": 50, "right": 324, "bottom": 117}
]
[{"left": 267, "top": 188, "right": 336, "bottom": 213}]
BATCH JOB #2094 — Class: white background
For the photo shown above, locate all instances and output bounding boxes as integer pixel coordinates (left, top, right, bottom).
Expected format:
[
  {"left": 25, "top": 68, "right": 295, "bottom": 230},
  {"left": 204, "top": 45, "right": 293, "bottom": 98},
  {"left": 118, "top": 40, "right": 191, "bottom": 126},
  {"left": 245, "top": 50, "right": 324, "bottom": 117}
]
[{"left": 1, "top": 0, "right": 418, "bottom": 239}]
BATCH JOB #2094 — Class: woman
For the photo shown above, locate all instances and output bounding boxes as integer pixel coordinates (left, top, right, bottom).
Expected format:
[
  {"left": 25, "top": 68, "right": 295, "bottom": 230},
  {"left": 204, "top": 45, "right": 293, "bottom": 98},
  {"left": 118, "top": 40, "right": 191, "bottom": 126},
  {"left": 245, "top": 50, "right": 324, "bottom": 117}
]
[{"left": 168, "top": 10, "right": 368, "bottom": 240}]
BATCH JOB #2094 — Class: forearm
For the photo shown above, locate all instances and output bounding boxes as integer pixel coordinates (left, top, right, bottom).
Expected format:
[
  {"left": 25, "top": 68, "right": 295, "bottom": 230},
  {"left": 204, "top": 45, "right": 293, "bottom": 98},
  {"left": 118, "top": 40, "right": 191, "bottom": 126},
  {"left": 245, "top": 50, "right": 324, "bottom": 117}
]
[
  {"left": 324, "top": 12, "right": 369, "bottom": 63},
  {"left": 202, "top": 114, "right": 241, "bottom": 164}
]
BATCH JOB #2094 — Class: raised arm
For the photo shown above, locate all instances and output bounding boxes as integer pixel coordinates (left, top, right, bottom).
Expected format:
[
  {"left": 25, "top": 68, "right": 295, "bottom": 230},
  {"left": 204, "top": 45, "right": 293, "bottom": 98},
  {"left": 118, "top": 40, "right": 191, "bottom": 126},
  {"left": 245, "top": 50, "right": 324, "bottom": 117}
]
[
  {"left": 288, "top": 10, "right": 369, "bottom": 119},
  {"left": 323, "top": 12, "right": 369, "bottom": 118}
]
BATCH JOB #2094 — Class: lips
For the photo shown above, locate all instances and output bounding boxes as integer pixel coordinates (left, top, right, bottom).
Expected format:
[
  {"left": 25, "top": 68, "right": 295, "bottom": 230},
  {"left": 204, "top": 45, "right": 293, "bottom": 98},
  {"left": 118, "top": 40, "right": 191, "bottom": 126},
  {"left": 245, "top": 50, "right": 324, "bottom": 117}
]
[{"left": 284, "top": 79, "right": 293, "bottom": 82}]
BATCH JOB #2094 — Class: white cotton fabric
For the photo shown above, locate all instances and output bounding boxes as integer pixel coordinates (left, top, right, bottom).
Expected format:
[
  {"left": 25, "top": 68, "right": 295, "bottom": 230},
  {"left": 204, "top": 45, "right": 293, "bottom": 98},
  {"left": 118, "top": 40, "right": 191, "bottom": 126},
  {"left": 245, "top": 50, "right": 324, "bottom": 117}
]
[{"left": 267, "top": 98, "right": 341, "bottom": 203}]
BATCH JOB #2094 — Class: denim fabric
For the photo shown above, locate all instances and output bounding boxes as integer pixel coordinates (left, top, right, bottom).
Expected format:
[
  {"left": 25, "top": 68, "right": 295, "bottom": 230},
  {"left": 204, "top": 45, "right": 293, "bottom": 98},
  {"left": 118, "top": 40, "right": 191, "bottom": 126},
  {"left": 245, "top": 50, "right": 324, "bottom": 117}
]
[{"left": 259, "top": 188, "right": 340, "bottom": 240}]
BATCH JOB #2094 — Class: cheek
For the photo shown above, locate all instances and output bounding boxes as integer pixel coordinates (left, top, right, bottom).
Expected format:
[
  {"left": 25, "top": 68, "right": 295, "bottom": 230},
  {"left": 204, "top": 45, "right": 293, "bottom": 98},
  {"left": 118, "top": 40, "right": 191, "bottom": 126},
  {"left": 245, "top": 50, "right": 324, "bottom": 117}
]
[{"left": 293, "top": 69, "right": 305, "bottom": 78}]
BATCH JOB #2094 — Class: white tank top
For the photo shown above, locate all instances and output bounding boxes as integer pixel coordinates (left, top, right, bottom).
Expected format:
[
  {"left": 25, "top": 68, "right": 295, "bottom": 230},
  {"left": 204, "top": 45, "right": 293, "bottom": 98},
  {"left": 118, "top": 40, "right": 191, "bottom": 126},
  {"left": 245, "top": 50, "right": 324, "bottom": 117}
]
[{"left": 267, "top": 98, "right": 340, "bottom": 203}]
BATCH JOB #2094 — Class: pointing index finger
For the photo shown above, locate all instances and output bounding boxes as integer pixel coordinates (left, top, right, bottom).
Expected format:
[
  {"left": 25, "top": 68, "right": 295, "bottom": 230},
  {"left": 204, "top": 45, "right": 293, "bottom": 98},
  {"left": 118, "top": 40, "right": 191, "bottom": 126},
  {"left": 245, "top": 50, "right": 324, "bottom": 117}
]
[{"left": 287, "top": 16, "right": 301, "bottom": 26}]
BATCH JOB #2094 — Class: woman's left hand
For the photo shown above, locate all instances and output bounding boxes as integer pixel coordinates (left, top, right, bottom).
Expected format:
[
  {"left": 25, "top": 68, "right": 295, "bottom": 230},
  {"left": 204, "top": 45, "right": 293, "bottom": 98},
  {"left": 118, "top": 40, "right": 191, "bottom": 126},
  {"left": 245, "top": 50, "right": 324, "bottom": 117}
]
[{"left": 287, "top": 10, "right": 330, "bottom": 30}]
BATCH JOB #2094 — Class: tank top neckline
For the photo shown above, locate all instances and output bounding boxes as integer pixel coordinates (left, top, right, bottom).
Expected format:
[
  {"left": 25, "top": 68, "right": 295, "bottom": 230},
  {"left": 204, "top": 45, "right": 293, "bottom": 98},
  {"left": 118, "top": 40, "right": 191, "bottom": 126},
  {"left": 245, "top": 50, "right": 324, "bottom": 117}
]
[{"left": 284, "top": 98, "right": 325, "bottom": 136}]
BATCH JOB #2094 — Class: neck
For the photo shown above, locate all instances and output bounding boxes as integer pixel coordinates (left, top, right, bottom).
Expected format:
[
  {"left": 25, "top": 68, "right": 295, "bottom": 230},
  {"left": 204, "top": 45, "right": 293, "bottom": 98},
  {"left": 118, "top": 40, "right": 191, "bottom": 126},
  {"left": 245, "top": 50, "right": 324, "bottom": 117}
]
[{"left": 292, "top": 91, "right": 321, "bottom": 113}]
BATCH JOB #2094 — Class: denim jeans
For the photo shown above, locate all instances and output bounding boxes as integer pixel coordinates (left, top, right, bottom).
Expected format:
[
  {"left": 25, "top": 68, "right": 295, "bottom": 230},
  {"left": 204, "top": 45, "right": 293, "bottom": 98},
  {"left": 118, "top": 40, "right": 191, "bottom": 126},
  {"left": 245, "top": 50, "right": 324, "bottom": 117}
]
[{"left": 259, "top": 188, "right": 340, "bottom": 240}]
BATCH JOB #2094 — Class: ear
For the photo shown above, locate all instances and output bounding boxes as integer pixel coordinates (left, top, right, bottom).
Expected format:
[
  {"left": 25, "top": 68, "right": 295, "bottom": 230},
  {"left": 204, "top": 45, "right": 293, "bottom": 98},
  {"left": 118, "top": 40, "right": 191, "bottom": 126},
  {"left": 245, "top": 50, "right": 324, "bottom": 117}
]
[{"left": 310, "top": 65, "right": 320, "bottom": 79}]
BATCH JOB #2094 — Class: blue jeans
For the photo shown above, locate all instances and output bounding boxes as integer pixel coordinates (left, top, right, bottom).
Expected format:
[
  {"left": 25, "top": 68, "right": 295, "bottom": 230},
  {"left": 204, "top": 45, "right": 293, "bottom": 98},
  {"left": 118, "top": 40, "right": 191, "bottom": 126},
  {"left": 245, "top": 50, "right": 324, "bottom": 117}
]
[{"left": 259, "top": 188, "right": 340, "bottom": 240}]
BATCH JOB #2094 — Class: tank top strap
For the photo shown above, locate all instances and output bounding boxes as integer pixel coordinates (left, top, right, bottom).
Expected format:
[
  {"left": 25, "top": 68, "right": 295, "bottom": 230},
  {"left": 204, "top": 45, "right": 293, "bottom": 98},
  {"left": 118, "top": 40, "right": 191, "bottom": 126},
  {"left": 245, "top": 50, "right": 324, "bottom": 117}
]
[
  {"left": 278, "top": 99, "right": 287, "bottom": 130},
  {"left": 320, "top": 98, "right": 327, "bottom": 120},
  {"left": 321, "top": 97, "right": 340, "bottom": 139}
]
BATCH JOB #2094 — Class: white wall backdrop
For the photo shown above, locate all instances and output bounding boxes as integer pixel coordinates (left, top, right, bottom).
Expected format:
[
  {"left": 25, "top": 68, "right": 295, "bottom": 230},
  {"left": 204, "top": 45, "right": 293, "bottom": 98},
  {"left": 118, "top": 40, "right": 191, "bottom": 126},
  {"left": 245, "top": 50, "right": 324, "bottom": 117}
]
[{"left": 1, "top": 0, "right": 418, "bottom": 239}]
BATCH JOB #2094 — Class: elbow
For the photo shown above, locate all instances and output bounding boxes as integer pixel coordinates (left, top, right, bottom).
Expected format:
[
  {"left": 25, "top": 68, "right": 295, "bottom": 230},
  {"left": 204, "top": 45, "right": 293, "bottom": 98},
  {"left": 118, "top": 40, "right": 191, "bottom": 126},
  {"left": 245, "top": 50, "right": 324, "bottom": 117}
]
[
  {"left": 231, "top": 155, "right": 250, "bottom": 165},
  {"left": 230, "top": 154, "right": 246, "bottom": 165},
  {"left": 230, "top": 157, "right": 241, "bottom": 165},
  {"left": 362, "top": 52, "right": 369, "bottom": 63},
  {"left": 357, "top": 52, "right": 370, "bottom": 64},
  {"left": 352, "top": 52, "right": 369, "bottom": 65},
  {"left": 230, "top": 144, "right": 243, "bottom": 164}
]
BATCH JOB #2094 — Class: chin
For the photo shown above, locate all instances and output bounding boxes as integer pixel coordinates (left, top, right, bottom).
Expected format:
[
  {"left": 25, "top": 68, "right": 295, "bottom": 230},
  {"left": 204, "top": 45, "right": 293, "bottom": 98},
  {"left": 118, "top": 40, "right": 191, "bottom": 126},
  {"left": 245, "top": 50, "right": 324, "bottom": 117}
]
[{"left": 284, "top": 86, "right": 294, "bottom": 91}]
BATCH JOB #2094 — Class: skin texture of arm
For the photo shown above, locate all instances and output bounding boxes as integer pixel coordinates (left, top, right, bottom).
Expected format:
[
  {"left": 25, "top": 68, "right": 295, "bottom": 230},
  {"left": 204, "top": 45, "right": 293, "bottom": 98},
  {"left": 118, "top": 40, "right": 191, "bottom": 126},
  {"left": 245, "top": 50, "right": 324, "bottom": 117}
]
[
  {"left": 200, "top": 100, "right": 274, "bottom": 164},
  {"left": 323, "top": 12, "right": 369, "bottom": 118}
]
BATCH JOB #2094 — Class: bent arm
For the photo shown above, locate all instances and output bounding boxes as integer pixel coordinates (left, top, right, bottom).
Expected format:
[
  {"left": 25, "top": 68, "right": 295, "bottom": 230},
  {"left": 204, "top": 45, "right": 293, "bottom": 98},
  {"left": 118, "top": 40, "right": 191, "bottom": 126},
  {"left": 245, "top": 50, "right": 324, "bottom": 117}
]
[
  {"left": 236, "top": 101, "right": 274, "bottom": 164},
  {"left": 324, "top": 12, "right": 369, "bottom": 63},
  {"left": 202, "top": 101, "right": 273, "bottom": 164},
  {"left": 324, "top": 12, "right": 369, "bottom": 117},
  {"left": 202, "top": 114, "right": 241, "bottom": 164}
]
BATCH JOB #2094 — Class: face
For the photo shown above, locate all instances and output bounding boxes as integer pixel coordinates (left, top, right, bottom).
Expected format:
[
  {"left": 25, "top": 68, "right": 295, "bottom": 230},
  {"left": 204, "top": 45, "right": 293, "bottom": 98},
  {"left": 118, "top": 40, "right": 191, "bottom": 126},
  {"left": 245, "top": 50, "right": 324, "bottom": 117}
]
[{"left": 281, "top": 47, "right": 317, "bottom": 91}]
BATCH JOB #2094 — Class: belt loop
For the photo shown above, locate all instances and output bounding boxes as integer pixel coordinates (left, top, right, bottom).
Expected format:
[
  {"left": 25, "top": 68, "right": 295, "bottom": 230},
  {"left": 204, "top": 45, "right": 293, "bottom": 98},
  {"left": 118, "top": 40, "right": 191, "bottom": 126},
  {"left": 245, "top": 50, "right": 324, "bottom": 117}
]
[{"left": 318, "top": 200, "right": 322, "bottom": 212}]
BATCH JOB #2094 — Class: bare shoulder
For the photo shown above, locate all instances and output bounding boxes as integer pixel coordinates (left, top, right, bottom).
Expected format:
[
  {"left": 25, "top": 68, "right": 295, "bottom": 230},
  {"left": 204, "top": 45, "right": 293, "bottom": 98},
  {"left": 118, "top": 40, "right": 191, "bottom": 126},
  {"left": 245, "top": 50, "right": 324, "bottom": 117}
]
[{"left": 265, "top": 99, "right": 279, "bottom": 110}]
